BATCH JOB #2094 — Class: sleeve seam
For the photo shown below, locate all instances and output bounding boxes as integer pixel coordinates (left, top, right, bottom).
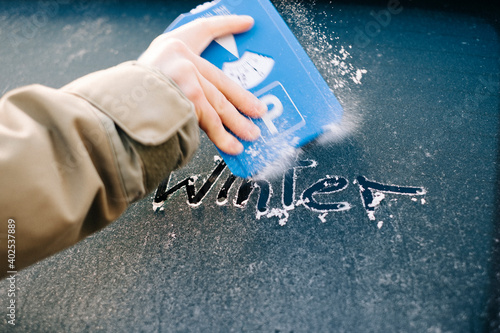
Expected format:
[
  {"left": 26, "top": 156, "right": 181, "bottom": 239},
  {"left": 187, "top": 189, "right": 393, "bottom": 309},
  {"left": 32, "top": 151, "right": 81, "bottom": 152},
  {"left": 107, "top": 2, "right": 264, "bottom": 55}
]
[{"left": 84, "top": 103, "right": 137, "bottom": 205}]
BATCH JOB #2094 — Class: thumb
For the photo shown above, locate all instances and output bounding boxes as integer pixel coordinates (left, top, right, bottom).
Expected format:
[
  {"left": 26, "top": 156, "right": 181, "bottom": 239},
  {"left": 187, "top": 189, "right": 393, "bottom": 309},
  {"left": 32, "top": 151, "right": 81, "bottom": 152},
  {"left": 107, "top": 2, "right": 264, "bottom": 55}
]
[{"left": 166, "top": 15, "right": 254, "bottom": 55}]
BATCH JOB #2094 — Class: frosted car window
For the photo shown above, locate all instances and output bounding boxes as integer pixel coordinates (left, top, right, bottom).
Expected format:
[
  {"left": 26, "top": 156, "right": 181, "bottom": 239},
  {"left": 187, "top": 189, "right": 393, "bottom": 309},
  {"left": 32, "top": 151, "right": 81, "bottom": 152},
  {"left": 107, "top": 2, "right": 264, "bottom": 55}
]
[{"left": 0, "top": 0, "right": 498, "bottom": 332}]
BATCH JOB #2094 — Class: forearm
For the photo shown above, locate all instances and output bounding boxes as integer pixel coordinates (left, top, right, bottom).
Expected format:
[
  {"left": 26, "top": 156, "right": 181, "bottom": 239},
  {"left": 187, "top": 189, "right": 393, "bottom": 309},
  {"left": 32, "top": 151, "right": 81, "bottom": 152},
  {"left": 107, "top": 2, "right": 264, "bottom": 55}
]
[{"left": 0, "top": 62, "right": 199, "bottom": 277}]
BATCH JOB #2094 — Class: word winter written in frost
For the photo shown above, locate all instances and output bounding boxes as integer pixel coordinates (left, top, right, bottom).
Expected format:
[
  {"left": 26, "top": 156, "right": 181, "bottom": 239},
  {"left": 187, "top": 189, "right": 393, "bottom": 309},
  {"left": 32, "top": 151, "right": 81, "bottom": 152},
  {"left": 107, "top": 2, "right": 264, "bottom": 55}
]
[{"left": 153, "top": 159, "right": 426, "bottom": 226}]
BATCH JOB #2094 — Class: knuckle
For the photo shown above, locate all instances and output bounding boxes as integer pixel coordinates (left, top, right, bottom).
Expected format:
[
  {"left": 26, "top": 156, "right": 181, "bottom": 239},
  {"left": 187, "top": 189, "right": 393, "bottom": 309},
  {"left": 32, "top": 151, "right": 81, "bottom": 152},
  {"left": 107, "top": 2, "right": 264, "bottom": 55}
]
[
  {"left": 179, "top": 58, "right": 194, "bottom": 70},
  {"left": 196, "top": 17, "right": 218, "bottom": 38},
  {"left": 195, "top": 17, "right": 211, "bottom": 29},
  {"left": 206, "top": 110, "right": 223, "bottom": 130},
  {"left": 213, "top": 92, "right": 229, "bottom": 114},
  {"left": 199, "top": 110, "right": 221, "bottom": 134},
  {"left": 188, "top": 84, "right": 204, "bottom": 102},
  {"left": 163, "top": 38, "right": 189, "bottom": 54},
  {"left": 173, "top": 58, "right": 197, "bottom": 77},
  {"left": 215, "top": 68, "right": 229, "bottom": 86}
]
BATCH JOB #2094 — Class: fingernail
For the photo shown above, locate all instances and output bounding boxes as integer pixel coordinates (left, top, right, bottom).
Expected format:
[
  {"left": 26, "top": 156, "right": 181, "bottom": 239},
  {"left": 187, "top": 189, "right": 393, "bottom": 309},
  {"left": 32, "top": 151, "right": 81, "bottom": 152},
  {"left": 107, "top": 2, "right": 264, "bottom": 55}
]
[
  {"left": 234, "top": 141, "right": 244, "bottom": 154},
  {"left": 257, "top": 100, "right": 268, "bottom": 115},
  {"left": 240, "top": 15, "right": 254, "bottom": 23},
  {"left": 250, "top": 124, "right": 261, "bottom": 139}
]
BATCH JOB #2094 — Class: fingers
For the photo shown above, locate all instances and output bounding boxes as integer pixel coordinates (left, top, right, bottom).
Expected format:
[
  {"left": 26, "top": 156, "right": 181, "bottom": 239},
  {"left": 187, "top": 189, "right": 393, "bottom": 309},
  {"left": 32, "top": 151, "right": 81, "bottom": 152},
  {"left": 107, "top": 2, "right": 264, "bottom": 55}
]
[
  {"left": 192, "top": 56, "right": 267, "bottom": 119},
  {"left": 145, "top": 17, "right": 267, "bottom": 119},
  {"left": 167, "top": 15, "right": 255, "bottom": 55},
  {"left": 198, "top": 73, "right": 261, "bottom": 141},
  {"left": 166, "top": 43, "right": 266, "bottom": 154},
  {"left": 169, "top": 59, "right": 249, "bottom": 155},
  {"left": 188, "top": 76, "right": 246, "bottom": 155},
  {"left": 189, "top": 65, "right": 262, "bottom": 155},
  {"left": 139, "top": 15, "right": 269, "bottom": 155}
]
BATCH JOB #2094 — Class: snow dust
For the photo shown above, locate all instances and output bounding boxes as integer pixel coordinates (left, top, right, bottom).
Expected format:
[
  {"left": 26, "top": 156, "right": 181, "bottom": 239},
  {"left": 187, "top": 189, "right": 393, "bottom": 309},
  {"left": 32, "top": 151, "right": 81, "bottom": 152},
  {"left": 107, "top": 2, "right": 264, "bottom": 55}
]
[
  {"left": 277, "top": 0, "right": 367, "bottom": 90},
  {"left": 244, "top": 0, "right": 366, "bottom": 172},
  {"left": 252, "top": 142, "right": 303, "bottom": 181}
]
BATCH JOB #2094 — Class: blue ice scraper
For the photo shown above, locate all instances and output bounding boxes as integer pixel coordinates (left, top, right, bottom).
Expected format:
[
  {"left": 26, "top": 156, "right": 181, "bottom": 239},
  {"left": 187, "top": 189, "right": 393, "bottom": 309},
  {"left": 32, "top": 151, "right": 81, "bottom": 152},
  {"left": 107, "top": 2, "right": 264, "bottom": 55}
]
[{"left": 165, "top": 0, "right": 344, "bottom": 178}]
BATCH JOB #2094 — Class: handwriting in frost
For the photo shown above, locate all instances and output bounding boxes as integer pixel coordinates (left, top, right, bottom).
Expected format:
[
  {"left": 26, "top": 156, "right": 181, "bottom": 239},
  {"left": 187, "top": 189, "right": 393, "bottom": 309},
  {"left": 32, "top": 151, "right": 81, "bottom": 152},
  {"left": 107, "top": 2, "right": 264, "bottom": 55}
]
[{"left": 153, "top": 159, "right": 426, "bottom": 226}]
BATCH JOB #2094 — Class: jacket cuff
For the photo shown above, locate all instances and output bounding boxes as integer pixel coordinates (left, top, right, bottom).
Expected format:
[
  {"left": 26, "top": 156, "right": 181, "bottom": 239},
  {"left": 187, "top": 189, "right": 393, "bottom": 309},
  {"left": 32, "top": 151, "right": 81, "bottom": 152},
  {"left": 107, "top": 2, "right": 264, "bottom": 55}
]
[
  {"left": 62, "top": 61, "right": 198, "bottom": 146},
  {"left": 62, "top": 61, "right": 200, "bottom": 195}
]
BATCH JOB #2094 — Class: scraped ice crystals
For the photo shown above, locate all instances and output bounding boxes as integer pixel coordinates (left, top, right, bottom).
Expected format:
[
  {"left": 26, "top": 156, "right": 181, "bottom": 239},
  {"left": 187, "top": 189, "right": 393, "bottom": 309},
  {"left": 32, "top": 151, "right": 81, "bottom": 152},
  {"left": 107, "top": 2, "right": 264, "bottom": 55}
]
[{"left": 277, "top": 1, "right": 367, "bottom": 90}]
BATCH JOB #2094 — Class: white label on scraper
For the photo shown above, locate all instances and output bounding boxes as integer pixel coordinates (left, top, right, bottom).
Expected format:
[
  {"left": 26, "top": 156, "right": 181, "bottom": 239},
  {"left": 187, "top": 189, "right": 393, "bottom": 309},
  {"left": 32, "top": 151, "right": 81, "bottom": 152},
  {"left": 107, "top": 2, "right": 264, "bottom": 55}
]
[{"left": 222, "top": 51, "right": 275, "bottom": 89}]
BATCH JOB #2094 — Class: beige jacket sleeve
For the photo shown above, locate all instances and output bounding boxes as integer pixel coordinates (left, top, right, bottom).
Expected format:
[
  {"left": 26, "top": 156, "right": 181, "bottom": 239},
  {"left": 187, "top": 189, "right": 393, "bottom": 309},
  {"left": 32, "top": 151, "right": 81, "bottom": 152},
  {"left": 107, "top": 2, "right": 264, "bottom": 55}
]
[{"left": 0, "top": 61, "right": 199, "bottom": 278}]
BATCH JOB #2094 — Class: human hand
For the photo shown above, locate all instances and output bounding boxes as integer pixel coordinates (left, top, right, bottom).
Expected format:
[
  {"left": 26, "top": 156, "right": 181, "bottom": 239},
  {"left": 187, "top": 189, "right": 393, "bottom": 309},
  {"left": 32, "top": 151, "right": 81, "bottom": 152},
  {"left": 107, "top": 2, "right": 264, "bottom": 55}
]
[{"left": 138, "top": 15, "right": 267, "bottom": 155}]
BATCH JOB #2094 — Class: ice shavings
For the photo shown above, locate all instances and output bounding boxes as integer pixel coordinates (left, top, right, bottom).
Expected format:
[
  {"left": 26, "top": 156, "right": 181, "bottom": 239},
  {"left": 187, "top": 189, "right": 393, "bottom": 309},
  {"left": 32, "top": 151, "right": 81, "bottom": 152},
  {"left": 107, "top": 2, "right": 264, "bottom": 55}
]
[
  {"left": 264, "top": 208, "right": 290, "bottom": 226},
  {"left": 295, "top": 197, "right": 310, "bottom": 207},
  {"left": 246, "top": 145, "right": 261, "bottom": 159},
  {"left": 356, "top": 176, "right": 427, "bottom": 223},
  {"left": 369, "top": 192, "right": 386, "bottom": 210},
  {"left": 317, "top": 109, "right": 361, "bottom": 145},
  {"left": 277, "top": 1, "right": 367, "bottom": 90},
  {"left": 273, "top": 2, "right": 365, "bottom": 147},
  {"left": 151, "top": 166, "right": 429, "bottom": 228},
  {"left": 352, "top": 69, "right": 368, "bottom": 85},
  {"left": 152, "top": 200, "right": 164, "bottom": 212},
  {"left": 186, "top": 176, "right": 199, "bottom": 207},
  {"left": 251, "top": 138, "right": 303, "bottom": 182}
]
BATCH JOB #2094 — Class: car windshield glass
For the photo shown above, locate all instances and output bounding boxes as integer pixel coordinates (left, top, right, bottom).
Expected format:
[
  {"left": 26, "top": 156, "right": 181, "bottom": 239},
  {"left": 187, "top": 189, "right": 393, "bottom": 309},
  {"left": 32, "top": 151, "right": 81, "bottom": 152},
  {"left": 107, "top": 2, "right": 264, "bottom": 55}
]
[{"left": 0, "top": 0, "right": 498, "bottom": 332}]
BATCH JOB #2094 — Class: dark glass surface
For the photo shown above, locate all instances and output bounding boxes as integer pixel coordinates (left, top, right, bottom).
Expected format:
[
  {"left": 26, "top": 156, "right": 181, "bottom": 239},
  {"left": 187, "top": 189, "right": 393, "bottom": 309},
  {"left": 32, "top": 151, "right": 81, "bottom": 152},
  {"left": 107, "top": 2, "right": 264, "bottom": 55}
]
[{"left": 0, "top": 0, "right": 498, "bottom": 331}]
